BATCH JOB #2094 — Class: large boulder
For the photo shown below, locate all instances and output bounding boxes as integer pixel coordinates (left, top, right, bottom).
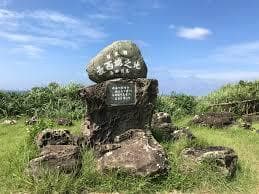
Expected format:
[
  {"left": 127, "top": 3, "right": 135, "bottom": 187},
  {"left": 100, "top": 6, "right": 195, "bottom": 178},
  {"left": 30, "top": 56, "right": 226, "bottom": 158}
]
[
  {"left": 96, "top": 129, "right": 169, "bottom": 176},
  {"left": 80, "top": 78, "right": 158, "bottom": 146},
  {"left": 87, "top": 40, "right": 147, "bottom": 83},
  {"left": 191, "top": 112, "right": 235, "bottom": 128},
  {"left": 27, "top": 145, "right": 82, "bottom": 177},
  {"left": 36, "top": 129, "right": 74, "bottom": 149},
  {"left": 181, "top": 146, "right": 238, "bottom": 178}
]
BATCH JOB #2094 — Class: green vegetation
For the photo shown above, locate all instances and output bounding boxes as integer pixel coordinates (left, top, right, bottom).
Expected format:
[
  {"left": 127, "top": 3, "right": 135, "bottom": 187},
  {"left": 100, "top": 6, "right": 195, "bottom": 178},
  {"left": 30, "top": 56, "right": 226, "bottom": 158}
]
[
  {"left": 0, "top": 118, "right": 258, "bottom": 193},
  {"left": 197, "top": 80, "right": 259, "bottom": 115},
  {"left": 156, "top": 92, "right": 197, "bottom": 119},
  {"left": 1, "top": 81, "right": 259, "bottom": 193},
  {"left": 0, "top": 82, "right": 86, "bottom": 120}
]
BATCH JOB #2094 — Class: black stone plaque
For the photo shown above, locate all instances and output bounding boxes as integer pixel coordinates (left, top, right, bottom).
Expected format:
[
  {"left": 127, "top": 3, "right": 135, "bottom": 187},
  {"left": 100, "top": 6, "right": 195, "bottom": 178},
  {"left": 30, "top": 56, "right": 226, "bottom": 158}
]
[{"left": 106, "top": 82, "right": 136, "bottom": 106}]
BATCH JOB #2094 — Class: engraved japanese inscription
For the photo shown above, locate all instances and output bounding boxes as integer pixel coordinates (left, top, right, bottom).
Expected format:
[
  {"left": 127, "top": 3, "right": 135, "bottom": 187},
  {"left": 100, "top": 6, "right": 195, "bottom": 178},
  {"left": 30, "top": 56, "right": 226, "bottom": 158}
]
[
  {"left": 106, "top": 82, "right": 136, "bottom": 106},
  {"left": 96, "top": 50, "right": 141, "bottom": 76}
]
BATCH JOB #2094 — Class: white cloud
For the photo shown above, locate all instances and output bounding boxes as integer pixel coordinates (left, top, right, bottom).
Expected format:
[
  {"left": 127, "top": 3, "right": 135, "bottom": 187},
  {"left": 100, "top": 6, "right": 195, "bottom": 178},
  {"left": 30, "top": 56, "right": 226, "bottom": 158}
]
[
  {"left": 12, "top": 45, "right": 44, "bottom": 57},
  {"left": 0, "top": 9, "right": 108, "bottom": 48},
  {"left": 88, "top": 13, "right": 113, "bottom": 20},
  {"left": 169, "top": 69, "right": 259, "bottom": 81},
  {"left": 209, "top": 41, "right": 259, "bottom": 65},
  {"left": 177, "top": 27, "right": 212, "bottom": 40},
  {"left": 0, "top": 31, "right": 78, "bottom": 48}
]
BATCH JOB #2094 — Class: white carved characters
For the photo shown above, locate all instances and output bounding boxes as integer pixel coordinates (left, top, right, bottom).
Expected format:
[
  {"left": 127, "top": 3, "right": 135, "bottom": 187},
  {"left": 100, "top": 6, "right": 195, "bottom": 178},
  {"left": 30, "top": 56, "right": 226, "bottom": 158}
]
[
  {"left": 96, "top": 49, "right": 142, "bottom": 76},
  {"left": 111, "top": 85, "right": 133, "bottom": 101}
]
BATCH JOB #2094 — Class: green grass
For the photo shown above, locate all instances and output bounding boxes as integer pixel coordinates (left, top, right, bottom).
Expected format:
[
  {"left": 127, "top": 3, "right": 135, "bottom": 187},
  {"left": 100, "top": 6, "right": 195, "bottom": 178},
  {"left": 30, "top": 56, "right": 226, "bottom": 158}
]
[{"left": 0, "top": 118, "right": 258, "bottom": 193}]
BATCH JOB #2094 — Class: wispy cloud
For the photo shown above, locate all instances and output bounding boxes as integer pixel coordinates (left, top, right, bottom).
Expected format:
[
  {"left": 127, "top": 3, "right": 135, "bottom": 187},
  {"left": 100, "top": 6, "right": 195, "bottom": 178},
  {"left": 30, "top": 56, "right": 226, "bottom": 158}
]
[
  {"left": 169, "top": 69, "right": 259, "bottom": 81},
  {"left": 0, "top": 9, "right": 108, "bottom": 50},
  {"left": 88, "top": 13, "right": 113, "bottom": 20},
  {"left": 12, "top": 45, "right": 44, "bottom": 58},
  {"left": 176, "top": 27, "right": 212, "bottom": 40},
  {"left": 207, "top": 41, "right": 259, "bottom": 65},
  {"left": 81, "top": 0, "right": 163, "bottom": 20}
]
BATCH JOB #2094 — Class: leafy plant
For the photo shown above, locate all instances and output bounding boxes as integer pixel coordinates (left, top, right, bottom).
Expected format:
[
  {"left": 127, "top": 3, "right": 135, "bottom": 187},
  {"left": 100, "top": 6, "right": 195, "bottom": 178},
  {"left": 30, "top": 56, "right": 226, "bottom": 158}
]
[
  {"left": 156, "top": 92, "right": 197, "bottom": 119},
  {"left": 0, "top": 82, "right": 86, "bottom": 119}
]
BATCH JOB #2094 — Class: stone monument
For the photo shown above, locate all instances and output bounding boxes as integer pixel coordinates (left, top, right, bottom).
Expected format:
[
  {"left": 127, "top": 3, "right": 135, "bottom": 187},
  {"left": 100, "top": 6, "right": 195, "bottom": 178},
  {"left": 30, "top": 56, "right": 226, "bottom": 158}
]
[{"left": 80, "top": 40, "right": 169, "bottom": 176}]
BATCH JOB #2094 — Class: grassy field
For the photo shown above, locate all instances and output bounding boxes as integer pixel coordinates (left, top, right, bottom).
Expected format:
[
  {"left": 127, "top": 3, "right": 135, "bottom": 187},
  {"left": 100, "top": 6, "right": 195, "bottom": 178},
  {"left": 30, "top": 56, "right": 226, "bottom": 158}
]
[{"left": 0, "top": 118, "right": 258, "bottom": 193}]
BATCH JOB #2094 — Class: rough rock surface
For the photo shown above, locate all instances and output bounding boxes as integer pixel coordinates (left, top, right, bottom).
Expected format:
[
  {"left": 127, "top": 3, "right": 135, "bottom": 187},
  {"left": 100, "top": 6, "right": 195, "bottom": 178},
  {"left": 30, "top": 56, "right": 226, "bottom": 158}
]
[
  {"left": 1, "top": 119, "right": 17, "bottom": 125},
  {"left": 27, "top": 145, "right": 81, "bottom": 176},
  {"left": 56, "top": 118, "right": 73, "bottom": 126},
  {"left": 242, "top": 113, "right": 259, "bottom": 122},
  {"left": 80, "top": 78, "right": 158, "bottom": 146},
  {"left": 191, "top": 112, "right": 235, "bottom": 128},
  {"left": 181, "top": 146, "right": 238, "bottom": 177},
  {"left": 239, "top": 120, "right": 252, "bottom": 130},
  {"left": 152, "top": 125, "right": 195, "bottom": 142},
  {"left": 87, "top": 40, "right": 147, "bottom": 83},
  {"left": 96, "top": 129, "right": 169, "bottom": 176},
  {"left": 36, "top": 128, "right": 74, "bottom": 149},
  {"left": 170, "top": 127, "right": 196, "bottom": 141},
  {"left": 25, "top": 116, "right": 37, "bottom": 125},
  {"left": 151, "top": 112, "right": 172, "bottom": 129}
]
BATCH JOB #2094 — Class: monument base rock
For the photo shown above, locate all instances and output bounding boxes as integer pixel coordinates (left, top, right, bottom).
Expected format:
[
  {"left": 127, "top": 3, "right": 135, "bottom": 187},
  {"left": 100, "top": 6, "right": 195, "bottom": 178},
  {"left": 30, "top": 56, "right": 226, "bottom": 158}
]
[{"left": 96, "top": 129, "right": 169, "bottom": 176}]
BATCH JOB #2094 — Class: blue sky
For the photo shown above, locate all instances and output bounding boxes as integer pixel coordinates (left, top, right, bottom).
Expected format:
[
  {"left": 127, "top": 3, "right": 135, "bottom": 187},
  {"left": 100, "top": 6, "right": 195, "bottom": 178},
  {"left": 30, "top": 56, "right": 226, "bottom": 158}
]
[{"left": 0, "top": 0, "right": 259, "bottom": 95}]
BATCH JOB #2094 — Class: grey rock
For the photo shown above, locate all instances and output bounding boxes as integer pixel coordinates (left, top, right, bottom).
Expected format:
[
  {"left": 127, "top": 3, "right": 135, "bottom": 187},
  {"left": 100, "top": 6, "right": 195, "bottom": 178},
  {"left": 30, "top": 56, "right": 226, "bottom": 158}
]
[
  {"left": 181, "top": 146, "right": 238, "bottom": 178},
  {"left": 56, "top": 118, "right": 73, "bottom": 126},
  {"left": 240, "top": 121, "right": 252, "bottom": 130},
  {"left": 86, "top": 40, "right": 147, "bottom": 83},
  {"left": 80, "top": 78, "right": 158, "bottom": 146},
  {"left": 36, "top": 128, "right": 74, "bottom": 149},
  {"left": 191, "top": 112, "right": 235, "bottom": 128},
  {"left": 96, "top": 129, "right": 169, "bottom": 176},
  {"left": 25, "top": 116, "right": 37, "bottom": 125},
  {"left": 27, "top": 145, "right": 82, "bottom": 177},
  {"left": 151, "top": 125, "right": 195, "bottom": 142},
  {"left": 1, "top": 119, "right": 16, "bottom": 125},
  {"left": 151, "top": 112, "right": 172, "bottom": 129},
  {"left": 171, "top": 127, "right": 195, "bottom": 141}
]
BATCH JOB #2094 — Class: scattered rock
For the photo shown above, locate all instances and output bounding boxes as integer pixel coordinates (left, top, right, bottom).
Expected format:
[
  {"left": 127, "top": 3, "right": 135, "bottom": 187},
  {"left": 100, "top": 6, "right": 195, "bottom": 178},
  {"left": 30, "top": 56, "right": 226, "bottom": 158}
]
[
  {"left": 25, "top": 116, "right": 37, "bottom": 125},
  {"left": 242, "top": 113, "right": 259, "bottom": 122},
  {"left": 27, "top": 145, "right": 81, "bottom": 177},
  {"left": 191, "top": 112, "right": 235, "bottom": 128},
  {"left": 97, "top": 129, "right": 169, "bottom": 176},
  {"left": 171, "top": 127, "right": 196, "bottom": 141},
  {"left": 1, "top": 119, "right": 17, "bottom": 125},
  {"left": 86, "top": 40, "right": 147, "bottom": 83},
  {"left": 36, "top": 128, "right": 74, "bottom": 149},
  {"left": 239, "top": 121, "right": 252, "bottom": 130},
  {"left": 181, "top": 146, "right": 238, "bottom": 178},
  {"left": 152, "top": 125, "right": 195, "bottom": 142},
  {"left": 151, "top": 112, "right": 172, "bottom": 129},
  {"left": 56, "top": 118, "right": 73, "bottom": 126}
]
